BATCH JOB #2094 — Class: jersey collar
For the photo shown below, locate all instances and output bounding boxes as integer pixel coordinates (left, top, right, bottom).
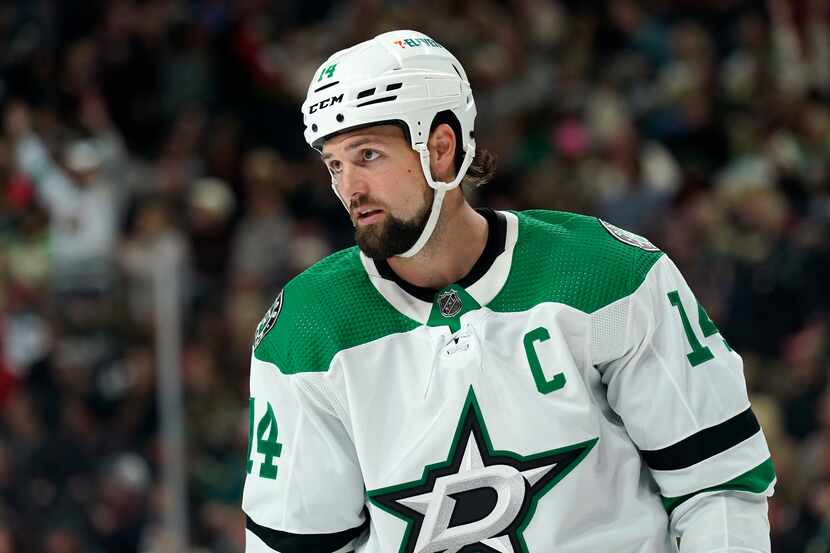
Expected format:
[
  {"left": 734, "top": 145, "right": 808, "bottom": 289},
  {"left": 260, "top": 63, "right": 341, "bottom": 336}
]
[{"left": 360, "top": 209, "right": 519, "bottom": 324}]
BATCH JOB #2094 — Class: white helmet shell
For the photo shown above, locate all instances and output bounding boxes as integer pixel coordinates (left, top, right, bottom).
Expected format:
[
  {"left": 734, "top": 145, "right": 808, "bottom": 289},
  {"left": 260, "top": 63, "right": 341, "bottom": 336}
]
[
  {"left": 301, "top": 30, "right": 478, "bottom": 258},
  {"left": 302, "top": 30, "right": 476, "bottom": 155}
]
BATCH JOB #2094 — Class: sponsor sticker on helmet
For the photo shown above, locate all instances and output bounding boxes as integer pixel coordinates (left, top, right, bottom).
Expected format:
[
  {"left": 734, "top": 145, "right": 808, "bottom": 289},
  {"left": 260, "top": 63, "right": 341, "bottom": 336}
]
[{"left": 392, "top": 37, "right": 444, "bottom": 49}]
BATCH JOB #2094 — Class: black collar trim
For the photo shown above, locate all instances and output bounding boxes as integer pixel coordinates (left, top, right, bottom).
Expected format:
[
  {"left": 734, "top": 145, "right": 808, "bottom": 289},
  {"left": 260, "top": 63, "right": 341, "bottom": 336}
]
[{"left": 373, "top": 209, "right": 507, "bottom": 303}]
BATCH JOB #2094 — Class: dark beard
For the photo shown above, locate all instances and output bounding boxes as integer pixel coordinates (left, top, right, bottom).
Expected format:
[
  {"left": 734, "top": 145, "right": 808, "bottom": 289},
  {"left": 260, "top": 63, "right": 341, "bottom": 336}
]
[{"left": 355, "top": 189, "right": 433, "bottom": 259}]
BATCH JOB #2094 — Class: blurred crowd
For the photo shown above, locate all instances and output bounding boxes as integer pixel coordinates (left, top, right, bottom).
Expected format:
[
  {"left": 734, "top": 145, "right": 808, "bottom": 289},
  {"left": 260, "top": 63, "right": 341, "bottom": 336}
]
[{"left": 0, "top": 0, "right": 828, "bottom": 552}]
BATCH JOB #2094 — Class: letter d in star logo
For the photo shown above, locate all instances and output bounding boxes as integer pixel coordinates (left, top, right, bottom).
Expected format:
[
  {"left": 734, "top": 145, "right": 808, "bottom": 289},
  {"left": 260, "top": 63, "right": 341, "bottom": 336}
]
[{"left": 369, "top": 388, "right": 597, "bottom": 553}]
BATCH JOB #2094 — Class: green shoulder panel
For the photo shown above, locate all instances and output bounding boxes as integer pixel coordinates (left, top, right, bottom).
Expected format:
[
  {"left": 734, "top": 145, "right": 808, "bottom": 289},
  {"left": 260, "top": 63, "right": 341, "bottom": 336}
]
[
  {"left": 253, "top": 247, "right": 420, "bottom": 374},
  {"left": 488, "top": 210, "right": 664, "bottom": 314}
]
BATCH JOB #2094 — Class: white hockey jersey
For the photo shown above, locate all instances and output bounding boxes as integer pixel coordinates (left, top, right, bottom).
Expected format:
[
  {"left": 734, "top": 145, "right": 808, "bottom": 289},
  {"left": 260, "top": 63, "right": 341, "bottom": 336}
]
[{"left": 242, "top": 209, "right": 775, "bottom": 553}]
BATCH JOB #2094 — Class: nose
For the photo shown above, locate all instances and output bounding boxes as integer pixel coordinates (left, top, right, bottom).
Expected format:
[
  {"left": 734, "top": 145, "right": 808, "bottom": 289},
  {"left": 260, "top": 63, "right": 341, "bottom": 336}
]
[{"left": 336, "top": 164, "right": 367, "bottom": 205}]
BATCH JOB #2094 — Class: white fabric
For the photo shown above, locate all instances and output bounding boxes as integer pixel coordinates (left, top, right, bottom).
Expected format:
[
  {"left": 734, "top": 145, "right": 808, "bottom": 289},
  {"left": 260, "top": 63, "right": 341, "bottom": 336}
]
[
  {"left": 672, "top": 491, "right": 772, "bottom": 553},
  {"left": 243, "top": 355, "right": 366, "bottom": 536},
  {"left": 593, "top": 256, "right": 753, "bottom": 451},
  {"left": 244, "top": 215, "right": 773, "bottom": 552}
]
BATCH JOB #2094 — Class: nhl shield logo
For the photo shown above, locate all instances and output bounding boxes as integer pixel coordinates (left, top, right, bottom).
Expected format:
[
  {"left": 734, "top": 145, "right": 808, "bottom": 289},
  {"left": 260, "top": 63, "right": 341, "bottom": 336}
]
[{"left": 437, "top": 290, "right": 462, "bottom": 318}]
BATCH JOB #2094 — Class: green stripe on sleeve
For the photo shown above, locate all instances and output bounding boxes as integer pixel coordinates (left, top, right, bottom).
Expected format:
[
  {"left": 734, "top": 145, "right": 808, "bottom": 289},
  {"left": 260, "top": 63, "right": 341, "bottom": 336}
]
[{"left": 661, "top": 457, "right": 776, "bottom": 515}]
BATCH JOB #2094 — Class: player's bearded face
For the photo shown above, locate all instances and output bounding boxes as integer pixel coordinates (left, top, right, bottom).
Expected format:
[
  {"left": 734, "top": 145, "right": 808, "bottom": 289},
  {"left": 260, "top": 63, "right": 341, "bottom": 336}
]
[{"left": 351, "top": 186, "right": 433, "bottom": 259}]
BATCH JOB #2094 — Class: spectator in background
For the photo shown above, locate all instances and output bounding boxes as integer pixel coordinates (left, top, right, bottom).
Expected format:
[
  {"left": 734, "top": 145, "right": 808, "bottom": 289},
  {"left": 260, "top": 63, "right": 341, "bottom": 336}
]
[
  {"left": 5, "top": 99, "right": 128, "bottom": 293},
  {"left": 230, "top": 148, "right": 296, "bottom": 294},
  {"left": 187, "top": 176, "right": 236, "bottom": 300},
  {"left": 120, "top": 196, "right": 190, "bottom": 329}
]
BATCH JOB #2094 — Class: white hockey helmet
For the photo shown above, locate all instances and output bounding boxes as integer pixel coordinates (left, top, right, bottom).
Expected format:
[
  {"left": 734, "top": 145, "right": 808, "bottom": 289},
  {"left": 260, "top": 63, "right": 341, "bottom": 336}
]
[{"left": 301, "top": 30, "right": 477, "bottom": 258}]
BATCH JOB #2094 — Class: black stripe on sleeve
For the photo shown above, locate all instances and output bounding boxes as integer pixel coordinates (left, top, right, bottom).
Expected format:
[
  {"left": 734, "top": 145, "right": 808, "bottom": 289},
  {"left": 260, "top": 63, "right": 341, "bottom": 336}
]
[
  {"left": 640, "top": 408, "right": 760, "bottom": 471},
  {"left": 246, "top": 514, "right": 369, "bottom": 553}
]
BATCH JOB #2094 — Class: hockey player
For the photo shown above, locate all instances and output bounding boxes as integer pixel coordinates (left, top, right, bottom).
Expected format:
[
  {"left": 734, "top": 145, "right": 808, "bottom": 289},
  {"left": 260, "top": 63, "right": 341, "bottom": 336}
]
[{"left": 242, "top": 30, "right": 776, "bottom": 553}]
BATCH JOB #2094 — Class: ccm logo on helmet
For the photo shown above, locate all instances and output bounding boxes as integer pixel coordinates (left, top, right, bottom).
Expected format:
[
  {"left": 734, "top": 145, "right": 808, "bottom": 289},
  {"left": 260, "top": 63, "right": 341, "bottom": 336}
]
[{"left": 308, "top": 94, "right": 344, "bottom": 114}]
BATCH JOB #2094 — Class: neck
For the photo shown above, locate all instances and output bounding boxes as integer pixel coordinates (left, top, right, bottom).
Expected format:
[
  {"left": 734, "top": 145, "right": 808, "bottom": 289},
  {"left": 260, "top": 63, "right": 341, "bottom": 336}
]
[{"left": 387, "top": 191, "right": 488, "bottom": 289}]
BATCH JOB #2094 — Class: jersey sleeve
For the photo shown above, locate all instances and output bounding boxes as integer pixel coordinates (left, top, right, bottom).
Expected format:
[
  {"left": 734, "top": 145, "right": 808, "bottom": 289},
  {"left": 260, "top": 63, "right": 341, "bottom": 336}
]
[
  {"left": 242, "top": 352, "right": 367, "bottom": 553},
  {"left": 591, "top": 254, "right": 776, "bottom": 540}
]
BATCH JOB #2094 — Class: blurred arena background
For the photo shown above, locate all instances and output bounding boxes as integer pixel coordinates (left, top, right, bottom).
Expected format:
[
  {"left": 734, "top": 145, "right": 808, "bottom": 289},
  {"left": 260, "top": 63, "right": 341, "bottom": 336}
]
[{"left": 0, "top": 0, "right": 828, "bottom": 552}]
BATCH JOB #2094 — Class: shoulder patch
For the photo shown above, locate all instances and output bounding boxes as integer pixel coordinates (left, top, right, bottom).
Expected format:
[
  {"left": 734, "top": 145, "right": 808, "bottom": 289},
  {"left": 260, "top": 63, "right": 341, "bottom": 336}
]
[
  {"left": 598, "top": 219, "right": 659, "bottom": 252},
  {"left": 252, "top": 247, "right": 421, "bottom": 373},
  {"left": 253, "top": 289, "right": 284, "bottom": 350}
]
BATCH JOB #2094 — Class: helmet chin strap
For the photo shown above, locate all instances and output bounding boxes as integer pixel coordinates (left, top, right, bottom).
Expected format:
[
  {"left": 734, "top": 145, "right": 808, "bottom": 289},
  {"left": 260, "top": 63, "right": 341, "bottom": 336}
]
[
  {"left": 397, "top": 142, "right": 475, "bottom": 258},
  {"left": 330, "top": 142, "right": 476, "bottom": 256}
]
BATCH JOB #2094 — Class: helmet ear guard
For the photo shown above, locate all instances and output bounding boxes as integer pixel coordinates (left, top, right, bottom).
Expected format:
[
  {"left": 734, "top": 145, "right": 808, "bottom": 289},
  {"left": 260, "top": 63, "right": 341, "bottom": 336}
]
[{"left": 302, "top": 30, "right": 477, "bottom": 257}]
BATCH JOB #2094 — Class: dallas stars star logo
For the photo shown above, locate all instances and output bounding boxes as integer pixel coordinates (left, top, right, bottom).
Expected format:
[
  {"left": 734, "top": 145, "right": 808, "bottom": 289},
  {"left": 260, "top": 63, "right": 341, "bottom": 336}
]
[{"left": 369, "top": 388, "right": 597, "bottom": 553}]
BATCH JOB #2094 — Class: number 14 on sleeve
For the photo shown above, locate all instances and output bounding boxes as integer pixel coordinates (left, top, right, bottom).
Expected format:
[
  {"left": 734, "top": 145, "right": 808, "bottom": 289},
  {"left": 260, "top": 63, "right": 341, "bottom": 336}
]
[
  {"left": 246, "top": 397, "right": 283, "bottom": 480},
  {"left": 667, "top": 290, "right": 732, "bottom": 368}
]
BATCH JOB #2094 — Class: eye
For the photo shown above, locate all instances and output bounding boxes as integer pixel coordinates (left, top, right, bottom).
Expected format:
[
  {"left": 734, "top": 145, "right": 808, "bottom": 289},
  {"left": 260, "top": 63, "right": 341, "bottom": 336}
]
[{"left": 362, "top": 149, "right": 380, "bottom": 162}]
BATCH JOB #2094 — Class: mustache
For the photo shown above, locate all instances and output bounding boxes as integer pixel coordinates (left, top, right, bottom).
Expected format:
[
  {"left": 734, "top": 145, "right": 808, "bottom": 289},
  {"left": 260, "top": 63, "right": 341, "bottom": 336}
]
[{"left": 349, "top": 196, "right": 384, "bottom": 212}]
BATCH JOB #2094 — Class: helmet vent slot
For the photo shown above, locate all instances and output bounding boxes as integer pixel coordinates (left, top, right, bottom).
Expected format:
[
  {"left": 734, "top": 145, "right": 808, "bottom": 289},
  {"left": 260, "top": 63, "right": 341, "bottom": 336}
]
[
  {"left": 356, "top": 96, "right": 397, "bottom": 107},
  {"left": 356, "top": 88, "right": 376, "bottom": 99},
  {"left": 386, "top": 83, "right": 403, "bottom": 91},
  {"left": 314, "top": 81, "right": 340, "bottom": 93},
  {"left": 452, "top": 65, "right": 462, "bottom": 78}
]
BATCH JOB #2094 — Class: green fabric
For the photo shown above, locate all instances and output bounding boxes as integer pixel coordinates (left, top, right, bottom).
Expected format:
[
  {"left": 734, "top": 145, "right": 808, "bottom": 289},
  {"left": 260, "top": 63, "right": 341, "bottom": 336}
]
[
  {"left": 255, "top": 210, "right": 665, "bottom": 374},
  {"left": 661, "top": 457, "right": 776, "bottom": 515},
  {"left": 254, "top": 247, "right": 419, "bottom": 374},
  {"left": 427, "top": 284, "right": 481, "bottom": 333},
  {"left": 489, "top": 211, "right": 664, "bottom": 314}
]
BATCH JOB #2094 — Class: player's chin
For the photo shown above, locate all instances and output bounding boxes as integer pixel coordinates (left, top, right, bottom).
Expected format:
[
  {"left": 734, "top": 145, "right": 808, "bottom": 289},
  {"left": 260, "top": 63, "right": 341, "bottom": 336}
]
[
  {"left": 355, "top": 222, "right": 381, "bottom": 241},
  {"left": 355, "top": 230, "right": 390, "bottom": 259}
]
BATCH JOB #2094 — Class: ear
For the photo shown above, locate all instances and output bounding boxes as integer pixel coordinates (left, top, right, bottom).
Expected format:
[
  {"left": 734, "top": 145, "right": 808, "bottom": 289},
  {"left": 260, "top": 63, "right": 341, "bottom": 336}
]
[{"left": 427, "top": 123, "right": 456, "bottom": 182}]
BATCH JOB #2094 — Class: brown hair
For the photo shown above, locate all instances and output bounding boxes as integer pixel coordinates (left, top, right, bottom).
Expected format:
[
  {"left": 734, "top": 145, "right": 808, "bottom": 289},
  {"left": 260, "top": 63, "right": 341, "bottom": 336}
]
[{"left": 462, "top": 146, "right": 497, "bottom": 189}]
